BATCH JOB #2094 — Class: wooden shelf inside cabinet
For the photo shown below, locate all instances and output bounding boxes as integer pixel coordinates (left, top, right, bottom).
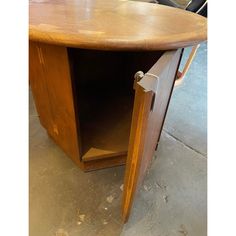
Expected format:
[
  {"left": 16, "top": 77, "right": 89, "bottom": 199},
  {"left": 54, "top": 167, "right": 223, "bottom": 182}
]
[
  {"left": 80, "top": 94, "right": 133, "bottom": 162},
  {"left": 29, "top": 0, "right": 207, "bottom": 224}
]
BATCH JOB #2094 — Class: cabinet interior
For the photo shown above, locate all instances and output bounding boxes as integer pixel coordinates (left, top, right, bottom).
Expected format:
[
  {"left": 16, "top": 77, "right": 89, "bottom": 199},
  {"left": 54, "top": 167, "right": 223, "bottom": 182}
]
[{"left": 68, "top": 48, "right": 163, "bottom": 162}]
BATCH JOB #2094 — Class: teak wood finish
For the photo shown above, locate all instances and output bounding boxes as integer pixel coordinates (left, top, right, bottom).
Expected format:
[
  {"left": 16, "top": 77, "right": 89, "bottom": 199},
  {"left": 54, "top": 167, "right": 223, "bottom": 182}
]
[
  {"left": 29, "top": 42, "right": 82, "bottom": 167},
  {"left": 122, "top": 49, "right": 182, "bottom": 222},
  {"left": 29, "top": 42, "right": 129, "bottom": 171},
  {"left": 29, "top": 0, "right": 206, "bottom": 51},
  {"left": 29, "top": 0, "right": 207, "bottom": 223}
]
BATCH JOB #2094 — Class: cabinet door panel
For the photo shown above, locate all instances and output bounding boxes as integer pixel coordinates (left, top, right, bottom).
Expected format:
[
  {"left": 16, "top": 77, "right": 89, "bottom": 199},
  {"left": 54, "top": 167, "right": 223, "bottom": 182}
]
[{"left": 122, "top": 49, "right": 182, "bottom": 222}]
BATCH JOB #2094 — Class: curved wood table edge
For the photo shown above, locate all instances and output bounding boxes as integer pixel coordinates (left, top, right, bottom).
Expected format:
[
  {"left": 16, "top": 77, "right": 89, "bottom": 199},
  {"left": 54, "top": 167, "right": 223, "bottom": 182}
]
[{"left": 29, "top": 0, "right": 207, "bottom": 51}]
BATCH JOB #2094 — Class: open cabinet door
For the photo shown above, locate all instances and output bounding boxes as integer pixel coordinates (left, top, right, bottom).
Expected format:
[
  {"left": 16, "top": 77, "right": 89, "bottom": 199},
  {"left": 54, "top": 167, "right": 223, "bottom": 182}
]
[{"left": 122, "top": 49, "right": 183, "bottom": 222}]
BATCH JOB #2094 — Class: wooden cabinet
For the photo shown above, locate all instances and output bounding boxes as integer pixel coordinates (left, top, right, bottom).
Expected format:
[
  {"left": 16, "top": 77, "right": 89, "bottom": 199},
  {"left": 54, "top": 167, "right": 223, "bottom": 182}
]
[
  {"left": 29, "top": 42, "right": 182, "bottom": 222},
  {"left": 29, "top": 0, "right": 206, "bottom": 223}
]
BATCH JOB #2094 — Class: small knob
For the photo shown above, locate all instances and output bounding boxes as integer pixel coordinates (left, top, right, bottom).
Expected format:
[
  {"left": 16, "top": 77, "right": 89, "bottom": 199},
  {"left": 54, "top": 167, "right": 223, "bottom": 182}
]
[
  {"left": 133, "top": 71, "right": 144, "bottom": 90},
  {"left": 134, "top": 71, "right": 144, "bottom": 81}
]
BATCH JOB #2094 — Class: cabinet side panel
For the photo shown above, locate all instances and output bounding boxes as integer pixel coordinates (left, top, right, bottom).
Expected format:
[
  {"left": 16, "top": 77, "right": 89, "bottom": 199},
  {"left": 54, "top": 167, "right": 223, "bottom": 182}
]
[
  {"left": 29, "top": 42, "right": 81, "bottom": 167},
  {"left": 29, "top": 41, "right": 53, "bottom": 130}
]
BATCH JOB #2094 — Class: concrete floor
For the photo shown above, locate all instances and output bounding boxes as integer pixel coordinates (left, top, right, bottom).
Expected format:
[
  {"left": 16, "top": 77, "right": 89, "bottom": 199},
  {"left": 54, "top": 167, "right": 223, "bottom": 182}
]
[{"left": 29, "top": 43, "right": 207, "bottom": 236}]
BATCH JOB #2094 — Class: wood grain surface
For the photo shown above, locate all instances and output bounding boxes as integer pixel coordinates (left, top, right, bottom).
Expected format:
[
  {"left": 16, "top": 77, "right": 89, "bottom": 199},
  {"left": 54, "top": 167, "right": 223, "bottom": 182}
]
[
  {"left": 29, "top": 42, "right": 82, "bottom": 168},
  {"left": 29, "top": 0, "right": 207, "bottom": 51},
  {"left": 122, "top": 49, "right": 182, "bottom": 222}
]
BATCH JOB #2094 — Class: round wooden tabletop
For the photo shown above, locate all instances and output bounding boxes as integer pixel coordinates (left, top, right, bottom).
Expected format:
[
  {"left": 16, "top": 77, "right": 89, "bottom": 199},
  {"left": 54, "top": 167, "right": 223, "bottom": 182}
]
[{"left": 29, "top": 0, "right": 207, "bottom": 51}]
